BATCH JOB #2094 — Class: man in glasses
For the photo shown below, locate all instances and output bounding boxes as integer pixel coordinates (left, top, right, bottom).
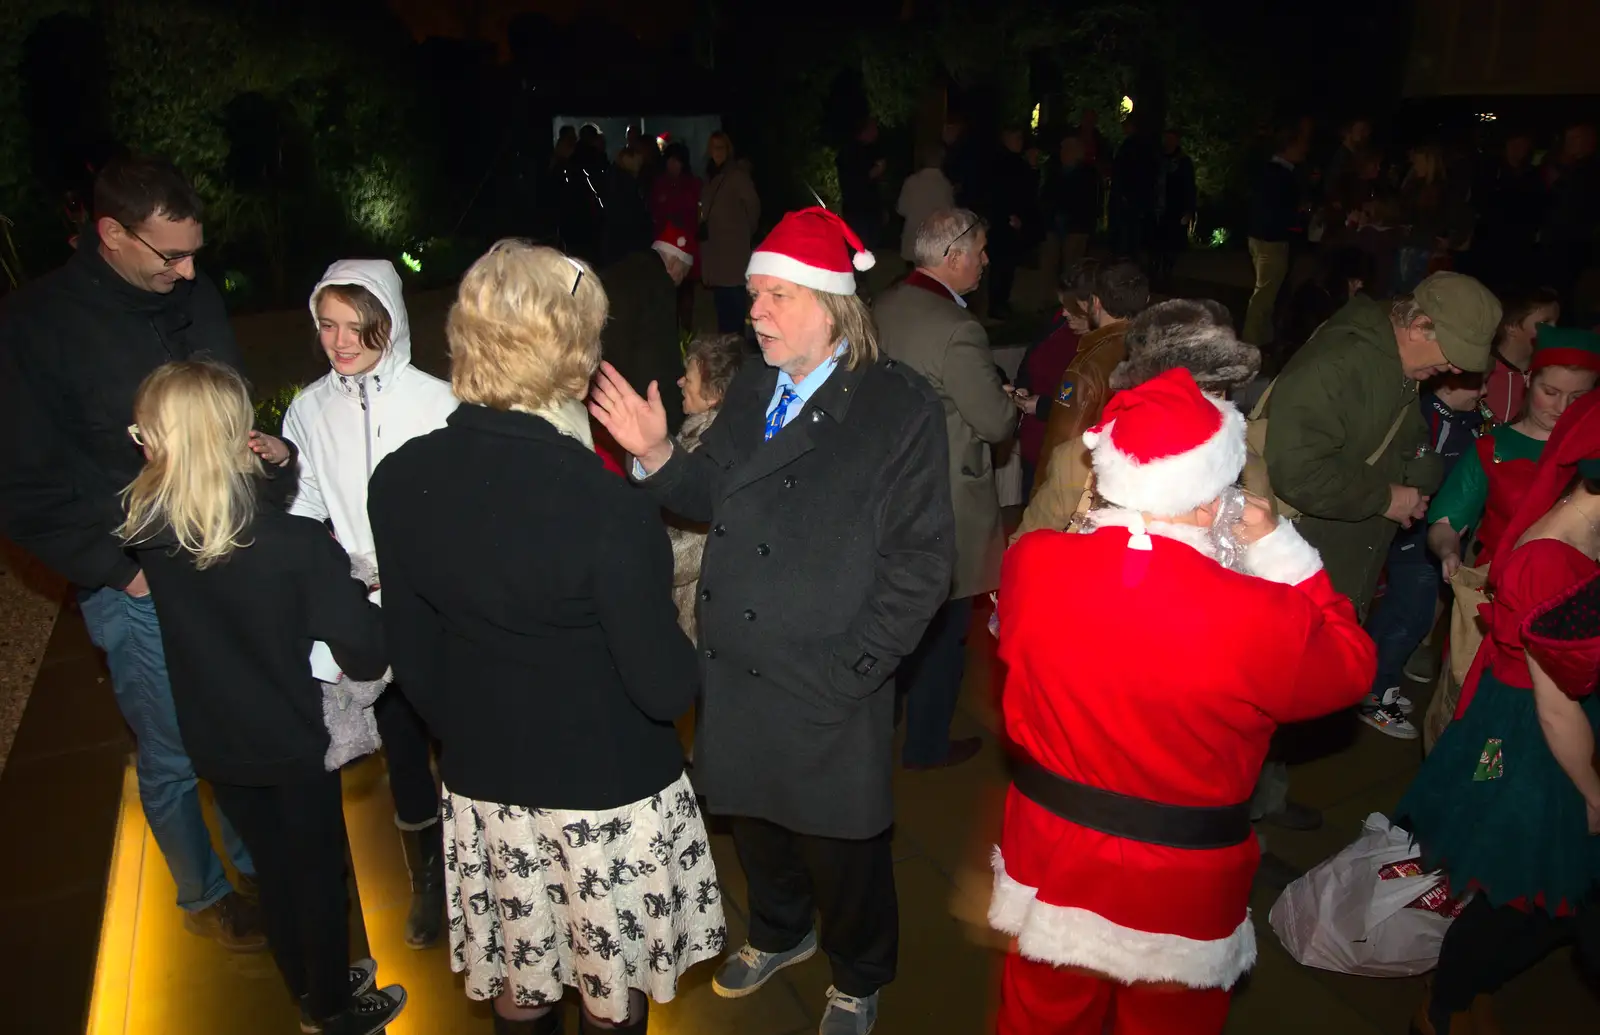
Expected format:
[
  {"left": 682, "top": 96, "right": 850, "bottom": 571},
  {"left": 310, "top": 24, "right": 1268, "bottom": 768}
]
[
  {"left": 0, "top": 154, "right": 267, "bottom": 952},
  {"left": 873, "top": 208, "right": 1016, "bottom": 770}
]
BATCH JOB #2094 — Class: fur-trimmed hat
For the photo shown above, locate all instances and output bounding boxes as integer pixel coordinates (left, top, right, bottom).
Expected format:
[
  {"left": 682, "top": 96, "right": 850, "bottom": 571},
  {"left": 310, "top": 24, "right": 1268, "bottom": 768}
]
[{"left": 1110, "top": 298, "right": 1260, "bottom": 394}]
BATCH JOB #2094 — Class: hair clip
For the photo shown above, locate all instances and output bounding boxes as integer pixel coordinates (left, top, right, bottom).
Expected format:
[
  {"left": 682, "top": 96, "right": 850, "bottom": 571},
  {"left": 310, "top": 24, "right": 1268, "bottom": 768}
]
[{"left": 565, "top": 256, "right": 585, "bottom": 296}]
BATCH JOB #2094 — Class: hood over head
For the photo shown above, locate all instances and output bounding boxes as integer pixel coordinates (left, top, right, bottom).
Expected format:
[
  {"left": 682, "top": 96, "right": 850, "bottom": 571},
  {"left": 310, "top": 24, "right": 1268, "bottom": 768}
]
[{"left": 308, "top": 259, "right": 412, "bottom": 393}]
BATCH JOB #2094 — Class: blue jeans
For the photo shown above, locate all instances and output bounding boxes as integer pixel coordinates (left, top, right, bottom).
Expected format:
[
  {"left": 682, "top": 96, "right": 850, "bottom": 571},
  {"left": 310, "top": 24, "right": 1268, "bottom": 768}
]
[
  {"left": 1365, "top": 530, "right": 1442, "bottom": 695},
  {"left": 900, "top": 596, "right": 975, "bottom": 766},
  {"left": 80, "top": 586, "right": 253, "bottom": 911}
]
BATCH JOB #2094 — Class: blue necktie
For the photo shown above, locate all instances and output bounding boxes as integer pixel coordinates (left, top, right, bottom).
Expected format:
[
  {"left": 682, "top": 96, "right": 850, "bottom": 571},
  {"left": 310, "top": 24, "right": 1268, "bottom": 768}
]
[{"left": 764, "top": 386, "right": 798, "bottom": 442}]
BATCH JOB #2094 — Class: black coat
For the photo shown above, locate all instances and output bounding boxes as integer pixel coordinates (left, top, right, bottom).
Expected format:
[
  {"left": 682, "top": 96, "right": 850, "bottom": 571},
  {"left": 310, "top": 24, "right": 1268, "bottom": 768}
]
[
  {"left": 599, "top": 250, "right": 686, "bottom": 433},
  {"left": 642, "top": 356, "right": 954, "bottom": 838},
  {"left": 138, "top": 478, "right": 386, "bottom": 787},
  {"left": 0, "top": 236, "right": 242, "bottom": 590},
  {"left": 369, "top": 405, "right": 699, "bottom": 812}
]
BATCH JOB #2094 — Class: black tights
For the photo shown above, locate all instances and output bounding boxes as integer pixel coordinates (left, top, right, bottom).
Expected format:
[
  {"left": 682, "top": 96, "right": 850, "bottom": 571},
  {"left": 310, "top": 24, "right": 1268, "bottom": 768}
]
[
  {"left": 374, "top": 687, "right": 438, "bottom": 826},
  {"left": 1431, "top": 895, "right": 1600, "bottom": 1032}
]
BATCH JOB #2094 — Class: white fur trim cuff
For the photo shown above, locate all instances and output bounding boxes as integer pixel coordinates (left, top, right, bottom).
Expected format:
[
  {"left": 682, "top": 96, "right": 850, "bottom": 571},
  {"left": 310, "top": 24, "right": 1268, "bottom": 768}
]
[
  {"left": 1087, "top": 402, "right": 1248, "bottom": 518},
  {"left": 745, "top": 251, "right": 859, "bottom": 295},
  {"left": 1243, "top": 520, "right": 1323, "bottom": 585},
  {"left": 988, "top": 849, "right": 1256, "bottom": 988}
]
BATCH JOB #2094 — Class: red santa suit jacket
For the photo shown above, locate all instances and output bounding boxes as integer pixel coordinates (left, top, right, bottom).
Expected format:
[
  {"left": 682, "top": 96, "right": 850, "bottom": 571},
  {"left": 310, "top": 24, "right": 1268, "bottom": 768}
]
[{"left": 991, "top": 511, "right": 1375, "bottom": 988}]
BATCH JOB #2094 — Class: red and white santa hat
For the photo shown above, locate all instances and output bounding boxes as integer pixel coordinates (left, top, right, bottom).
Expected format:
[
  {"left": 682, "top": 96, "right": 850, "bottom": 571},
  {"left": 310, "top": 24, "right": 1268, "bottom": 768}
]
[
  {"left": 652, "top": 222, "right": 695, "bottom": 267},
  {"left": 1083, "top": 367, "right": 1247, "bottom": 517},
  {"left": 745, "top": 206, "right": 874, "bottom": 294}
]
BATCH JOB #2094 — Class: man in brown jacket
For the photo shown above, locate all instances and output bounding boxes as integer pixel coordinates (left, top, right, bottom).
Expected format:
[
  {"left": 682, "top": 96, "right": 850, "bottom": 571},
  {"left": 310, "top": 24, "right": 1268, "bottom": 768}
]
[
  {"left": 875, "top": 208, "right": 1016, "bottom": 768},
  {"left": 1014, "top": 260, "right": 1149, "bottom": 538}
]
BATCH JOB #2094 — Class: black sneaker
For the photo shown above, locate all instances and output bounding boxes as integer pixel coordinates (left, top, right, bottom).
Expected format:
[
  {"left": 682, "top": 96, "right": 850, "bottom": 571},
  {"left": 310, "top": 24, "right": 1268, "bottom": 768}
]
[{"left": 298, "top": 960, "right": 380, "bottom": 1033}]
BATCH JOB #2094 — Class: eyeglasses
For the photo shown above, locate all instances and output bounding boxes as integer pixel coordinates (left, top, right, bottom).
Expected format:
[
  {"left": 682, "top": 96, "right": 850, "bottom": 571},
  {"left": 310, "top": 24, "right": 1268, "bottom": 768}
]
[
  {"left": 119, "top": 222, "right": 201, "bottom": 268},
  {"left": 943, "top": 221, "right": 978, "bottom": 258},
  {"left": 127, "top": 424, "right": 145, "bottom": 447}
]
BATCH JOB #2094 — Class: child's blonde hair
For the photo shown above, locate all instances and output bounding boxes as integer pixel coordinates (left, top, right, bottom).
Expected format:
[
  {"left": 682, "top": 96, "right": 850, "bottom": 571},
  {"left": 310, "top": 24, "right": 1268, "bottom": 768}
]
[{"left": 118, "top": 361, "right": 262, "bottom": 569}]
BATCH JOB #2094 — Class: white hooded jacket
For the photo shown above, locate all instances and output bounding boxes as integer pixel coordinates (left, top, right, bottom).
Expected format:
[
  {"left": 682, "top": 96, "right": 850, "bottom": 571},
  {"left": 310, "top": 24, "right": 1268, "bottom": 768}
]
[{"left": 282, "top": 259, "right": 457, "bottom": 567}]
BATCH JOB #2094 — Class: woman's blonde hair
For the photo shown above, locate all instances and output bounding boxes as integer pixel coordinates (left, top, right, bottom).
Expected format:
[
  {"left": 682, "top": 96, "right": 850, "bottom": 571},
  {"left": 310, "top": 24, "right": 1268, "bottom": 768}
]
[
  {"left": 448, "top": 240, "right": 609, "bottom": 411},
  {"left": 118, "top": 361, "right": 261, "bottom": 569},
  {"left": 814, "top": 288, "right": 879, "bottom": 370}
]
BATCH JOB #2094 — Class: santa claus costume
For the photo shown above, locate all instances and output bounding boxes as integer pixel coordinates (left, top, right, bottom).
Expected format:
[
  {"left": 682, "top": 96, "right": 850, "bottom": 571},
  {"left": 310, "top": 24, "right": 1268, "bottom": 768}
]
[{"left": 990, "top": 369, "right": 1376, "bottom": 1034}]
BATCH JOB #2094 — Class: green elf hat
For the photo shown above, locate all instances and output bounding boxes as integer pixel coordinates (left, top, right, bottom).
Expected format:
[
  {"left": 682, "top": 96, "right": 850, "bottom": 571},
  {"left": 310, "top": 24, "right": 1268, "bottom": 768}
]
[{"left": 1531, "top": 324, "right": 1600, "bottom": 374}]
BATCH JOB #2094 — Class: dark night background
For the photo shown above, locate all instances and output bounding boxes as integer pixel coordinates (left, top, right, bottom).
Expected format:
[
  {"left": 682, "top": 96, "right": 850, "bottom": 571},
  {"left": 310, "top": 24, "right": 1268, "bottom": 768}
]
[{"left": 0, "top": 0, "right": 1592, "bottom": 308}]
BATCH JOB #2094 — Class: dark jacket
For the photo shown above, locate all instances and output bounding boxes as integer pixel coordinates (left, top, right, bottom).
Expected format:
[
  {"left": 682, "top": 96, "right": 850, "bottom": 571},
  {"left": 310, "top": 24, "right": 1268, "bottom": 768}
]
[
  {"left": 369, "top": 405, "right": 698, "bottom": 812},
  {"left": 0, "top": 236, "right": 242, "bottom": 591},
  {"left": 599, "top": 250, "right": 687, "bottom": 433},
  {"left": 837, "top": 138, "right": 886, "bottom": 248},
  {"left": 600, "top": 167, "right": 655, "bottom": 267},
  {"left": 988, "top": 148, "right": 1041, "bottom": 249},
  {"left": 1156, "top": 149, "right": 1197, "bottom": 226},
  {"left": 640, "top": 356, "right": 954, "bottom": 838},
  {"left": 1249, "top": 157, "right": 1301, "bottom": 242},
  {"left": 1041, "top": 161, "right": 1100, "bottom": 236},
  {"left": 1264, "top": 296, "right": 1443, "bottom": 616},
  {"left": 138, "top": 478, "right": 386, "bottom": 786}
]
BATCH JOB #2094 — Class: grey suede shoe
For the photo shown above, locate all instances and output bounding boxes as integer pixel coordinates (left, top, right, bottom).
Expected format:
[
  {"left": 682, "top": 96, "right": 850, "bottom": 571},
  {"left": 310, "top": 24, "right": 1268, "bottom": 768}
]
[
  {"left": 710, "top": 930, "right": 818, "bottom": 998},
  {"left": 819, "top": 986, "right": 878, "bottom": 1035}
]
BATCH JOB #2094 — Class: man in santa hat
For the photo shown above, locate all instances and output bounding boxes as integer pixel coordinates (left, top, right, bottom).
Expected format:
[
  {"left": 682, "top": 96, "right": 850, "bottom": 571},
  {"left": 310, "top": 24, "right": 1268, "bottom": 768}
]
[
  {"left": 590, "top": 207, "right": 954, "bottom": 1035},
  {"left": 598, "top": 222, "right": 699, "bottom": 434},
  {"left": 991, "top": 368, "right": 1375, "bottom": 1034}
]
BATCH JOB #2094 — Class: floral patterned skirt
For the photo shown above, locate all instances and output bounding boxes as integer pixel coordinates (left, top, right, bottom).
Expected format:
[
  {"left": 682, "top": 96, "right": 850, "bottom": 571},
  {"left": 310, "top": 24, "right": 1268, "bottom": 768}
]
[{"left": 442, "top": 771, "right": 727, "bottom": 1021}]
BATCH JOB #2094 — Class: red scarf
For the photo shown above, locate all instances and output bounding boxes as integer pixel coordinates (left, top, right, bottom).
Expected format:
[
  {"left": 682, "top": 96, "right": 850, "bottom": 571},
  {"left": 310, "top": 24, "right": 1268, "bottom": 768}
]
[{"left": 905, "top": 268, "right": 964, "bottom": 306}]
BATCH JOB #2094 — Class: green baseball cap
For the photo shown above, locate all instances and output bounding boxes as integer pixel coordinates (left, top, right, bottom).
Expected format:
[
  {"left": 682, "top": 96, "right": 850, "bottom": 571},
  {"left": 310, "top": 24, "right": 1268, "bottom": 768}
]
[{"left": 1413, "top": 272, "right": 1501, "bottom": 373}]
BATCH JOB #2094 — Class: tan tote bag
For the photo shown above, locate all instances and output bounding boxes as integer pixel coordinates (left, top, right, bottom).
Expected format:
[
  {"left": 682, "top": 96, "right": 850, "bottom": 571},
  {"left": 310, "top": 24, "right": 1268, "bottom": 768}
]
[{"left": 1422, "top": 562, "right": 1491, "bottom": 753}]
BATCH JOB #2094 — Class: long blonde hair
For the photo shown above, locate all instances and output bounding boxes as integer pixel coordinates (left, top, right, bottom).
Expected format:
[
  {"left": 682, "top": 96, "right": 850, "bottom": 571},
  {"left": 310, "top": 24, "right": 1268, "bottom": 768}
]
[{"left": 118, "top": 361, "right": 262, "bottom": 569}]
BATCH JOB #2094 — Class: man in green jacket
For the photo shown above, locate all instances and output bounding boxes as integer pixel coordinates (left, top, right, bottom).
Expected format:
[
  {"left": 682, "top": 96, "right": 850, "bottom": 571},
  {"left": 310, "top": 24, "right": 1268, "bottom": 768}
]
[{"left": 1265, "top": 272, "right": 1501, "bottom": 621}]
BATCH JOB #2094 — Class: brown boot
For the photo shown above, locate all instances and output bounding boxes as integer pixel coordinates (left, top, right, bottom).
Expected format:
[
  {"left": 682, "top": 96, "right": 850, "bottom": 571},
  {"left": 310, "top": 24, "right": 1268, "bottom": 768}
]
[{"left": 183, "top": 891, "right": 268, "bottom": 953}]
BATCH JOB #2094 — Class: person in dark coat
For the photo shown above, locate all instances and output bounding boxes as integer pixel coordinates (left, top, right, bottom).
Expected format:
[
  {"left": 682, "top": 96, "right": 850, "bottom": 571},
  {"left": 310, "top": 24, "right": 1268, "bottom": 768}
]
[
  {"left": 837, "top": 116, "right": 887, "bottom": 250},
  {"left": 1151, "top": 128, "right": 1197, "bottom": 288},
  {"left": 0, "top": 155, "right": 272, "bottom": 953},
  {"left": 1469, "top": 130, "right": 1546, "bottom": 291},
  {"left": 120, "top": 360, "right": 403, "bottom": 1035},
  {"left": 1109, "top": 116, "right": 1160, "bottom": 260},
  {"left": 599, "top": 225, "right": 695, "bottom": 433},
  {"left": 591, "top": 207, "right": 954, "bottom": 1035},
  {"left": 370, "top": 241, "right": 720, "bottom": 1034},
  {"left": 986, "top": 127, "right": 1040, "bottom": 321},
  {"left": 600, "top": 146, "right": 655, "bottom": 268}
]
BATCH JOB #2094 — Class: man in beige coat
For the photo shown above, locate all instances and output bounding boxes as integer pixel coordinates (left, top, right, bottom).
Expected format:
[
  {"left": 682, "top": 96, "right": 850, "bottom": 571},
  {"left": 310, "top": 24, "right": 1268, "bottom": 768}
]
[{"left": 874, "top": 207, "right": 1016, "bottom": 768}]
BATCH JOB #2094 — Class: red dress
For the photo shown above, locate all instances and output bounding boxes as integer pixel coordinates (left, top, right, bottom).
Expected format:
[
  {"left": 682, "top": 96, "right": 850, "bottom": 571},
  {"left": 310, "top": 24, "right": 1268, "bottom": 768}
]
[
  {"left": 1474, "top": 434, "right": 1542, "bottom": 569},
  {"left": 993, "top": 514, "right": 1374, "bottom": 1034}
]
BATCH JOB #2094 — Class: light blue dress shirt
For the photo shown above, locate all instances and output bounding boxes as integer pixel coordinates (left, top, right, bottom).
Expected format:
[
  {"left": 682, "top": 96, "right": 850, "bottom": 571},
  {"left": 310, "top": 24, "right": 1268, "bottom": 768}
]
[{"left": 764, "top": 343, "right": 846, "bottom": 432}]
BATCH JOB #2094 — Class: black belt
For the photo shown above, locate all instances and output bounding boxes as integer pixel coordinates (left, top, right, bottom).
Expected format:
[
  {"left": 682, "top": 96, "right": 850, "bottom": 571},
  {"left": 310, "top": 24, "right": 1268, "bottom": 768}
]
[{"left": 1010, "top": 758, "right": 1254, "bottom": 850}]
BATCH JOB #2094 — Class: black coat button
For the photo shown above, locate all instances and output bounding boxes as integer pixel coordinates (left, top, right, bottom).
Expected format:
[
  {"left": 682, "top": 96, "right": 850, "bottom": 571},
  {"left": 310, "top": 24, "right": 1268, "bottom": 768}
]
[
  {"left": 756, "top": 543, "right": 770, "bottom": 556},
  {"left": 713, "top": 524, "right": 726, "bottom": 536},
  {"left": 743, "top": 609, "right": 756, "bottom": 621},
  {"left": 748, "top": 668, "right": 760, "bottom": 677},
  {"left": 783, "top": 475, "right": 796, "bottom": 488},
  {"left": 699, "top": 588, "right": 711, "bottom": 601},
  {"left": 704, "top": 648, "right": 717, "bottom": 660}
]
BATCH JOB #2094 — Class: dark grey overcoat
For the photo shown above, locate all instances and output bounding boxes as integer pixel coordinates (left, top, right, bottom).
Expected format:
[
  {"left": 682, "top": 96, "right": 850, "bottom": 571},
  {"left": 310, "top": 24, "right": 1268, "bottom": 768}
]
[{"left": 642, "top": 355, "right": 954, "bottom": 839}]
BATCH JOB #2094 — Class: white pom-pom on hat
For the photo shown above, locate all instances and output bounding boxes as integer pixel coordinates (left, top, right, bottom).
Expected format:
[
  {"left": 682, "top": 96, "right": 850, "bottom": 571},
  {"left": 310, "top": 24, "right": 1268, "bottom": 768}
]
[{"left": 852, "top": 249, "right": 876, "bottom": 272}]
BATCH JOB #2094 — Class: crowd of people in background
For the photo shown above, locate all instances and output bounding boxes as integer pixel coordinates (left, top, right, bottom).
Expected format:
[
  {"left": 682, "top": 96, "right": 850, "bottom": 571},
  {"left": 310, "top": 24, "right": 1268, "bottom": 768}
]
[{"left": 2, "top": 96, "right": 1600, "bottom": 1035}]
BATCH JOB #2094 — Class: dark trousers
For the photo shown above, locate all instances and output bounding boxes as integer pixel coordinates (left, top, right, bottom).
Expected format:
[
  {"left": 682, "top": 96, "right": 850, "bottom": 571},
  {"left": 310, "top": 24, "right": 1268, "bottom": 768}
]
[
  {"left": 730, "top": 816, "right": 898, "bottom": 997},
  {"left": 374, "top": 687, "right": 438, "bottom": 826},
  {"left": 212, "top": 772, "right": 351, "bottom": 1022},
  {"left": 899, "top": 596, "right": 975, "bottom": 766},
  {"left": 988, "top": 253, "right": 1018, "bottom": 316},
  {"left": 1364, "top": 530, "right": 1441, "bottom": 695},
  {"left": 712, "top": 286, "right": 748, "bottom": 334},
  {"left": 1431, "top": 895, "right": 1600, "bottom": 1031}
]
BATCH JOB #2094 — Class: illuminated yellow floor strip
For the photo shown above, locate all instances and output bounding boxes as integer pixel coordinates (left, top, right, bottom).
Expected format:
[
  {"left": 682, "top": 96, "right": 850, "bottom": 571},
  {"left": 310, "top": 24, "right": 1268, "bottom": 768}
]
[{"left": 85, "top": 764, "right": 142, "bottom": 1035}]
